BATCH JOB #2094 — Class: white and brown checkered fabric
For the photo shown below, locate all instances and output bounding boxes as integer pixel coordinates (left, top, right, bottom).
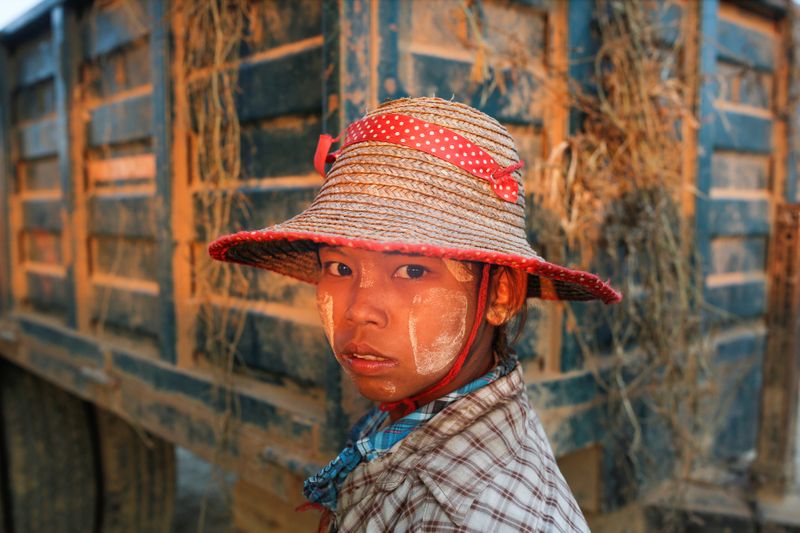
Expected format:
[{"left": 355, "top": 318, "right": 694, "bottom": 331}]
[{"left": 330, "top": 365, "right": 590, "bottom": 532}]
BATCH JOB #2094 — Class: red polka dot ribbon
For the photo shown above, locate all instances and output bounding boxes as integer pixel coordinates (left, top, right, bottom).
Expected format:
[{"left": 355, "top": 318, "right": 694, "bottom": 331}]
[{"left": 313, "top": 113, "right": 523, "bottom": 203}]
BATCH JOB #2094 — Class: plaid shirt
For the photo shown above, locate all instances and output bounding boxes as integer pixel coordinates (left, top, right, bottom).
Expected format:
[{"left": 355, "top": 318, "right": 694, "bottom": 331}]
[{"left": 329, "top": 364, "right": 590, "bottom": 532}]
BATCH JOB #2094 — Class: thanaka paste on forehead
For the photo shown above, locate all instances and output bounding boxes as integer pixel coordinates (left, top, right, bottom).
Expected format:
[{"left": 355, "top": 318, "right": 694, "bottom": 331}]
[{"left": 443, "top": 258, "right": 476, "bottom": 283}]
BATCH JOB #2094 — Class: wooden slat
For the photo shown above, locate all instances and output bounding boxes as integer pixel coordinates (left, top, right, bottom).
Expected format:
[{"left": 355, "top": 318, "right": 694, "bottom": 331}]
[
  {"left": 707, "top": 198, "right": 770, "bottom": 236},
  {"left": 86, "top": 0, "right": 150, "bottom": 58},
  {"left": 710, "top": 236, "right": 766, "bottom": 275},
  {"left": 713, "top": 111, "right": 772, "bottom": 153},
  {"left": 150, "top": 0, "right": 175, "bottom": 362},
  {"left": 22, "top": 198, "right": 62, "bottom": 232},
  {"left": 240, "top": 115, "right": 321, "bottom": 179},
  {"left": 706, "top": 278, "right": 767, "bottom": 319},
  {"left": 88, "top": 154, "right": 156, "bottom": 182},
  {"left": 15, "top": 33, "right": 55, "bottom": 87},
  {"left": 18, "top": 118, "right": 58, "bottom": 159},
  {"left": 88, "top": 93, "right": 152, "bottom": 146},
  {"left": 26, "top": 270, "right": 69, "bottom": 315},
  {"left": 235, "top": 47, "right": 324, "bottom": 124},
  {"left": 755, "top": 205, "right": 800, "bottom": 491},
  {"left": 19, "top": 157, "right": 60, "bottom": 191},
  {"left": 716, "top": 19, "right": 775, "bottom": 71},
  {"left": 92, "top": 236, "right": 157, "bottom": 282},
  {"left": 711, "top": 151, "right": 769, "bottom": 190},
  {"left": 89, "top": 195, "right": 156, "bottom": 238},
  {"left": 91, "top": 283, "right": 161, "bottom": 338},
  {"left": 0, "top": 46, "right": 13, "bottom": 313},
  {"left": 53, "top": 5, "right": 79, "bottom": 328}
]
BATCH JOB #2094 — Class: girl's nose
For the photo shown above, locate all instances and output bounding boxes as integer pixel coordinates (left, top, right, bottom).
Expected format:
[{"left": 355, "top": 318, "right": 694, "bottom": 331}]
[{"left": 344, "top": 283, "right": 388, "bottom": 328}]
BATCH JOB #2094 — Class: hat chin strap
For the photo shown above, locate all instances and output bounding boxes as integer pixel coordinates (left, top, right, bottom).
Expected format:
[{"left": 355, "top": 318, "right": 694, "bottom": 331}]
[{"left": 379, "top": 264, "right": 492, "bottom": 417}]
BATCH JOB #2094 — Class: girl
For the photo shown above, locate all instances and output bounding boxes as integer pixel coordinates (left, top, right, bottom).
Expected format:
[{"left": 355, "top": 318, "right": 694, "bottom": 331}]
[{"left": 209, "top": 97, "right": 621, "bottom": 532}]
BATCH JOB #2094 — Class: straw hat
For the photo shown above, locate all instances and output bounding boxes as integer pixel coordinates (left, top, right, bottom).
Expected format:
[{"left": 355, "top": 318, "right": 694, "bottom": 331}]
[{"left": 208, "top": 97, "right": 621, "bottom": 305}]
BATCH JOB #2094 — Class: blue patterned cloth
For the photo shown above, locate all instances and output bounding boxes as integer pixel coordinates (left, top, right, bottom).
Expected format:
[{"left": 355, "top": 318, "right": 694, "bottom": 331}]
[{"left": 303, "top": 358, "right": 517, "bottom": 511}]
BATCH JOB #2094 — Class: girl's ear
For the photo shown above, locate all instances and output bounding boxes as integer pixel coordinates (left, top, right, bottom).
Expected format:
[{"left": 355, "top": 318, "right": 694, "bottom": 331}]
[{"left": 486, "top": 268, "right": 514, "bottom": 326}]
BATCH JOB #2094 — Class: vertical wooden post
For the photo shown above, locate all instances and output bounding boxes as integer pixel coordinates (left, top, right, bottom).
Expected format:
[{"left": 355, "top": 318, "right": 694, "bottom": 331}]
[
  {"left": 755, "top": 205, "right": 800, "bottom": 495},
  {"left": 52, "top": 5, "right": 80, "bottom": 329},
  {"left": 150, "top": 0, "right": 177, "bottom": 363},
  {"left": 694, "top": 0, "right": 719, "bottom": 282},
  {"left": 0, "top": 44, "right": 12, "bottom": 315}
]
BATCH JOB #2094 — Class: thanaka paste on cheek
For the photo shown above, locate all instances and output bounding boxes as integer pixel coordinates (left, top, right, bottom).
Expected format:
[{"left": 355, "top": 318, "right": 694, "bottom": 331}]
[
  {"left": 443, "top": 258, "right": 476, "bottom": 283},
  {"left": 316, "top": 291, "right": 335, "bottom": 349},
  {"left": 358, "top": 261, "right": 377, "bottom": 289},
  {"left": 408, "top": 288, "right": 468, "bottom": 376}
]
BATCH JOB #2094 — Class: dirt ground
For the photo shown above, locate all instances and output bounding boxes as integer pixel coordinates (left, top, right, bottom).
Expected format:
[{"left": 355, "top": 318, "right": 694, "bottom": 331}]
[{"left": 174, "top": 447, "right": 239, "bottom": 533}]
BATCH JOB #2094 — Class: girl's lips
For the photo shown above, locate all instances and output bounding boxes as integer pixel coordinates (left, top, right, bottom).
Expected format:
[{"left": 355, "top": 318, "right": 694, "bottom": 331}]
[{"left": 339, "top": 353, "right": 399, "bottom": 376}]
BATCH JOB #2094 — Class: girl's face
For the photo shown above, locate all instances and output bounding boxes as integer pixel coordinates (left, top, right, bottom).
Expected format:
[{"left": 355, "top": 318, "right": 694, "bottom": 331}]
[{"left": 316, "top": 245, "right": 481, "bottom": 403}]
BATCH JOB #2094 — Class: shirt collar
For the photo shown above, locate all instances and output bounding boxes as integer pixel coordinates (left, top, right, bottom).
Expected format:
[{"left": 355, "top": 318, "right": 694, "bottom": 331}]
[{"left": 303, "top": 357, "right": 518, "bottom": 511}]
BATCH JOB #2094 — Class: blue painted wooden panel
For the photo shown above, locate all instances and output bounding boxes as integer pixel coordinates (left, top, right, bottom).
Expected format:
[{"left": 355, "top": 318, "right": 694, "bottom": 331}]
[
  {"left": 88, "top": 41, "right": 151, "bottom": 98},
  {"left": 21, "top": 158, "right": 59, "bottom": 190},
  {"left": 711, "top": 152, "right": 769, "bottom": 190},
  {"left": 19, "top": 316, "right": 104, "bottom": 366},
  {"left": 194, "top": 187, "right": 316, "bottom": 241},
  {"left": 85, "top": 0, "right": 150, "bottom": 58},
  {"left": 22, "top": 199, "right": 61, "bottom": 231},
  {"left": 713, "top": 111, "right": 772, "bottom": 153},
  {"left": 236, "top": 48, "right": 323, "bottom": 124},
  {"left": 18, "top": 118, "right": 58, "bottom": 159},
  {"left": 89, "top": 195, "right": 156, "bottom": 238},
  {"left": 15, "top": 33, "right": 55, "bottom": 87},
  {"left": 706, "top": 280, "right": 767, "bottom": 319},
  {"left": 93, "top": 236, "right": 158, "bottom": 281},
  {"left": 708, "top": 198, "right": 770, "bottom": 236},
  {"left": 14, "top": 80, "right": 56, "bottom": 123},
  {"left": 92, "top": 286, "right": 160, "bottom": 338},
  {"left": 528, "top": 371, "right": 600, "bottom": 409},
  {"left": 716, "top": 19, "right": 775, "bottom": 71},
  {"left": 710, "top": 236, "right": 766, "bottom": 274},
  {"left": 240, "top": 0, "right": 321, "bottom": 56},
  {"left": 26, "top": 271, "right": 69, "bottom": 314},
  {"left": 240, "top": 115, "right": 321, "bottom": 178},
  {"left": 88, "top": 94, "right": 152, "bottom": 146}
]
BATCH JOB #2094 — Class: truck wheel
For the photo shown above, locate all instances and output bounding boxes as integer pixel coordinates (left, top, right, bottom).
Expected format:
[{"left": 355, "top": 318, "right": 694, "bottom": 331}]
[
  {"left": 94, "top": 407, "right": 176, "bottom": 533},
  {"left": 0, "top": 360, "right": 98, "bottom": 533}
]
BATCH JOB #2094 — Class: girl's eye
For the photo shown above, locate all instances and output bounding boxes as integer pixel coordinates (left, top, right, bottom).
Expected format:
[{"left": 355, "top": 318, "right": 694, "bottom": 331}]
[
  {"left": 323, "top": 262, "right": 352, "bottom": 277},
  {"left": 394, "top": 265, "right": 428, "bottom": 280}
]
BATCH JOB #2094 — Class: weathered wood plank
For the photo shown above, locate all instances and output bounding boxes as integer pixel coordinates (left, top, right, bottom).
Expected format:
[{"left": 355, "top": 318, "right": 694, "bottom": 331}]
[
  {"left": 18, "top": 117, "right": 58, "bottom": 159},
  {"left": 241, "top": 0, "right": 322, "bottom": 56},
  {"left": 85, "top": 0, "right": 150, "bottom": 58},
  {"left": 708, "top": 198, "right": 770, "bottom": 236},
  {"left": 713, "top": 329, "right": 766, "bottom": 364},
  {"left": 0, "top": 46, "right": 13, "bottom": 313},
  {"left": 19, "top": 157, "right": 59, "bottom": 191},
  {"left": 19, "top": 316, "right": 104, "bottom": 366},
  {"left": 92, "top": 236, "right": 157, "bottom": 281},
  {"left": 24, "top": 230, "right": 62, "bottom": 264},
  {"left": 235, "top": 47, "right": 323, "bottom": 124},
  {"left": 195, "top": 306, "right": 331, "bottom": 386},
  {"left": 15, "top": 33, "right": 55, "bottom": 87},
  {"left": 710, "top": 236, "right": 766, "bottom": 274},
  {"left": 52, "top": 4, "right": 79, "bottom": 328},
  {"left": 111, "top": 349, "right": 318, "bottom": 438},
  {"left": 89, "top": 195, "right": 156, "bottom": 238},
  {"left": 713, "top": 111, "right": 772, "bottom": 153},
  {"left": 528, "top": 371, "right": 599, "bottom": 410},
  {"left": 22, "top": 198, "right": 61, "bottom": 231},
  {"left": 410, "top": 54, "right": 543, "bottom": 125},
  {"left": 711, "top": 151, "right": 769, "bottom": 190},
  {"left": 88, "top": 93, "right": 152, "bottom": 146},
  {"left": 91, "top": 284, "right": 161, "bottom": 337},
  {"left": 26, "top": 270, "right": 69, "bottom": 314},
  {"left": 706, "top": 279, "right": 767, "bottom": 319},
  {"left": 193, "top": 186, "right": 316, "bottom": 241},
  {"left": 87, "top": 41, "right": 151, "bottom": 98},
  {"left": 13, "top": 79, "right": 56, "bottom": 123},
  {"left": 716, "top": 19, "right": 775, "bottom": 71},
  {"left": 149, "top": 0, "right": 175, "bottom": 363},
  {"left": 88, "top": 154, "right": 156, "bottom": 182},
  {"left": 240, "top": 115, "right": 321, "bottom": 178}
]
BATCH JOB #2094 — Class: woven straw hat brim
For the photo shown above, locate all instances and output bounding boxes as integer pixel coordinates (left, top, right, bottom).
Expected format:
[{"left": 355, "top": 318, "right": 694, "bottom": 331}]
[{"left": 208, "top": 226, "right": 622, "bottom": 304}]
